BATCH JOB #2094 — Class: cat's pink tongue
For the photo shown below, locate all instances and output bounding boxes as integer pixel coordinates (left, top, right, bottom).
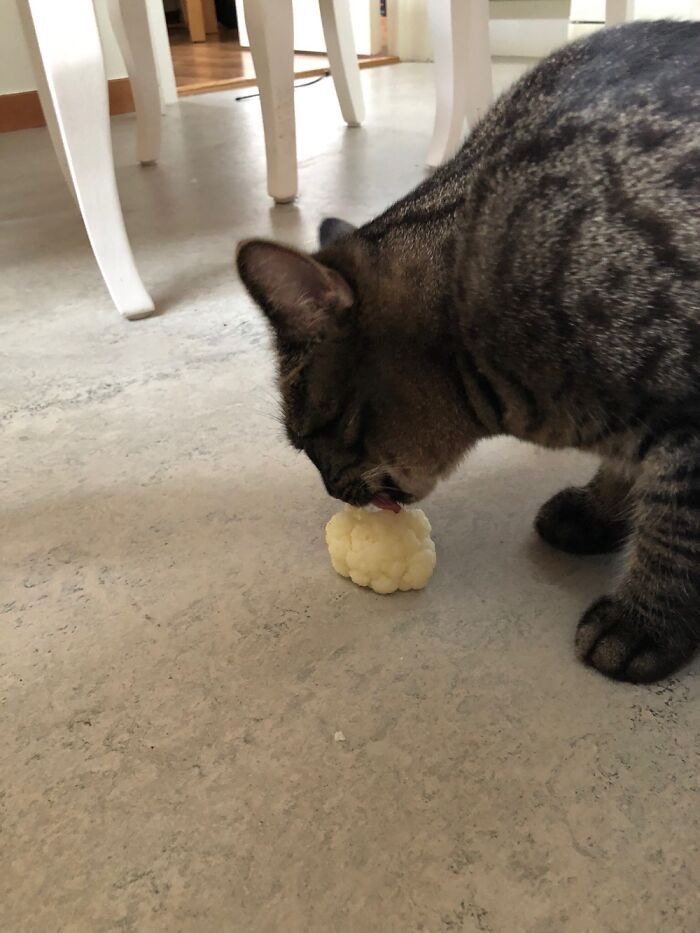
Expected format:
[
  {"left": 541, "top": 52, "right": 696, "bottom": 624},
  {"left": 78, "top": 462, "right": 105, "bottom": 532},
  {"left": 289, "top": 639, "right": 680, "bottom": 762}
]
[{"left": 371, "top": 494, "right": 401, "bottom": 514}]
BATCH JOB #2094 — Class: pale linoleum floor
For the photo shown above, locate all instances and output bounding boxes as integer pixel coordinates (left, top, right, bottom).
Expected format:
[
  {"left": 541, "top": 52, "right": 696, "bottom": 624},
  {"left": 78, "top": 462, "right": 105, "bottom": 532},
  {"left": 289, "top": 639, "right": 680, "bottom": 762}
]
[{"left": 1, "top": 63, "right": 698, "bottom": 932}]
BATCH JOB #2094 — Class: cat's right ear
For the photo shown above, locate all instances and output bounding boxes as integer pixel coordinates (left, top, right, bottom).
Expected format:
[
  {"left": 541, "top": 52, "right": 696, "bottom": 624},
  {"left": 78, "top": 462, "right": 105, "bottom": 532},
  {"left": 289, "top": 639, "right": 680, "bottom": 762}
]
[{"left": 236, "top": 239, "right": 354, "bottom": 344}]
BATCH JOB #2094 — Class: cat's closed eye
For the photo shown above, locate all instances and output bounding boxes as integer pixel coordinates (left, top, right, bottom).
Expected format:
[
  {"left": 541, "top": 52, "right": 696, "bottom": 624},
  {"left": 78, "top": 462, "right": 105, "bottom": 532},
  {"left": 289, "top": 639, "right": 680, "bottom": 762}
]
[
  {"left": 342, "top": 402, "right": 369, "bottom": 450},
  {"left": 286, "top": 409, "right": 344, "bottom": 450}
]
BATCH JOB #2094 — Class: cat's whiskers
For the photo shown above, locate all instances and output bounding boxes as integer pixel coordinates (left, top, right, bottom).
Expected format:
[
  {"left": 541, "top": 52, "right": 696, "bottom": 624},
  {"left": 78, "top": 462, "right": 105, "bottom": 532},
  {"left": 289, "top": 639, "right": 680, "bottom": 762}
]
[{"left": 361, "top": 463, "right": 395, "bottom": 490}]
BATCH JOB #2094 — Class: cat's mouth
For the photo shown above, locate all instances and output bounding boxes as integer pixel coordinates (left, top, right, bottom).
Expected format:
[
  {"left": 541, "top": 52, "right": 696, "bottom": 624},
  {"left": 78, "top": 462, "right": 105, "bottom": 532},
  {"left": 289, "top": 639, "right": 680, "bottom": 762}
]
[
  {"left": 371, "top": 493, "right": 402, "bottom": 513},
  {"left": 335, "top": 473, "right": 414, "bottom": 511},
  {"left": 371, "top": 482, "right": 415, "bottom": 512}
]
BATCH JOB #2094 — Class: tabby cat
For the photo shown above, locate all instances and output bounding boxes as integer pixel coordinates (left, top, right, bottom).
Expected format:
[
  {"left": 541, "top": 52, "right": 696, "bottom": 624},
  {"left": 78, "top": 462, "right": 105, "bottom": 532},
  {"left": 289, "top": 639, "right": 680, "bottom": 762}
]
[{"left": 237, "top": 21, "right": 700, "bottom": 683}]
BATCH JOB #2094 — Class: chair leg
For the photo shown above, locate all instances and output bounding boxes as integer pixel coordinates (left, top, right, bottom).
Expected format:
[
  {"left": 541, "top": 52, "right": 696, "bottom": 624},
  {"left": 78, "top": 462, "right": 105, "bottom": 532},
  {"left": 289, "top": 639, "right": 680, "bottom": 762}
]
[
  {"left": 20, "top": 0, "right": 155, "bottom": 320},
  {"left": 605, "top": 0, "right": 633, "bottom": 25},
  {"left": 243, "top": 0, "right": 297, "bottom": 203},
  {"left": 107, "top": 0, "right": 162, "bottom": 164},
  {"left": 144, "top": 0, "right": 178, "bottom": 106},
  {"left": 17, "top": 0, "right": 75, "bottom": 198},
  {"left": 318, "top": 0, "right": 365, "bottom": 127},
  {"left": 426, "top": 0, "right": 493, "bottom": 168}
]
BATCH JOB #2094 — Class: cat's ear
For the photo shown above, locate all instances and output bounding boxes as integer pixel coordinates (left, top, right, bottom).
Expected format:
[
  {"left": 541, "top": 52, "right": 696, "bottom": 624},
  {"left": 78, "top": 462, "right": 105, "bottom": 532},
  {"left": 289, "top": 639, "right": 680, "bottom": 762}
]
[
  {"left": 236, "top": 239, "right": 354, "bottom": 344},
  {"left": 319, "top": 217, "right": 356, "bottom": 249}
]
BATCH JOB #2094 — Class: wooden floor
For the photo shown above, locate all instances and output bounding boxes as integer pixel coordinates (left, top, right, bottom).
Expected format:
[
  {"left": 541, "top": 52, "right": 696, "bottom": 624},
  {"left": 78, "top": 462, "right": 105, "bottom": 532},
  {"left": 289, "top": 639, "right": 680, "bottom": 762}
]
[{"left": 169, "top": 27, "right": 398, "bottom": 97}]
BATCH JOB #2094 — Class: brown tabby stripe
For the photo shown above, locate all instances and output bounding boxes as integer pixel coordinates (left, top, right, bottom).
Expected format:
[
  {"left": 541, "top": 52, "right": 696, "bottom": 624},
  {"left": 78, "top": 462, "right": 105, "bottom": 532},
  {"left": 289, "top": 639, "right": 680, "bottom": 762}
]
[
  {"left": 488, "top": 361, "right": 542, "bottom": 435},
  {"left": 442, "top": 353, "right": 490, "bottom": 434},
  {"left": 601, "top": 152, "right": 700, "bottom": 279},
  {"left": 457, "top": 350, "right": 505, "bottom": 431},
  {"left": 669, "top": 150, "right": 700, "bottom": 190}
]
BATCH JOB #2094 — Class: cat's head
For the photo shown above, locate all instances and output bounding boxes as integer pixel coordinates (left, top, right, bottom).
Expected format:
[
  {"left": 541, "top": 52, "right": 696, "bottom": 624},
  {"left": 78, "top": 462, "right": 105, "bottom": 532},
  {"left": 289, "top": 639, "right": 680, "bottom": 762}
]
[{"left": 236, "top": 218, "right": 470, "bottom": 508}]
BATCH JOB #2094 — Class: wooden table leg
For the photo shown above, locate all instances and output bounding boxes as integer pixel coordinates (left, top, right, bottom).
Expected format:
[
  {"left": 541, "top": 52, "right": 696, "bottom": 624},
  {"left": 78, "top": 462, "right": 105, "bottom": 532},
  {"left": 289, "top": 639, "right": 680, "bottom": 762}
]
[
  {"left": 203, "top": 0, "right": 218, "bottom": 34},
  {"left": 183, "top": 0, "right": 206, "bottom": 42}
]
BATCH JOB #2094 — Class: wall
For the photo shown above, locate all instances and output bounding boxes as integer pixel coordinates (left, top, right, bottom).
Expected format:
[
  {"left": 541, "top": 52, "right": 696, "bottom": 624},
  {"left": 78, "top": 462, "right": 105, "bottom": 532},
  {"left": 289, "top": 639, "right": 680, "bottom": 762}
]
[
  {"left": 571, "top": 0, "right": 700, "bottom": 18},
  {"left": 391, "top": 0, "right": 700, "bottom": 61},
  {"left": 634, "top": 0, "right": 700, "bottom": 15},
  {"left": 0, "top": 0, "right": 127, "bottom": 95},
  {"left": 389, "top": 0, "right": 574, "bottom": 61},
  {"left": 235, "top": 0, "right": 373, "bottom": 56}
]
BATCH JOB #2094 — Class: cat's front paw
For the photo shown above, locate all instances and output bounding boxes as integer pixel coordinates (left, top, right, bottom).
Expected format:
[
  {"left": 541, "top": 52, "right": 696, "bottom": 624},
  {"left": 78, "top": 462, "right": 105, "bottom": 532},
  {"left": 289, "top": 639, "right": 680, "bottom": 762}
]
[
  {"left": 535, "top": 487, "right": 628, "bottom": 555},
  {"left": 575, "top": 596, "right": 695, "bottom": 683}
]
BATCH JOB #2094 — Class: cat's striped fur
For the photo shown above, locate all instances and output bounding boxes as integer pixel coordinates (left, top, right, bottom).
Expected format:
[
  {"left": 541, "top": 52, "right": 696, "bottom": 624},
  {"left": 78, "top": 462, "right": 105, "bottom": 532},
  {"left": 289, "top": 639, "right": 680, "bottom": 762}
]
[{"left": 238, "top": 21, "right": 700, "bottom": 682}]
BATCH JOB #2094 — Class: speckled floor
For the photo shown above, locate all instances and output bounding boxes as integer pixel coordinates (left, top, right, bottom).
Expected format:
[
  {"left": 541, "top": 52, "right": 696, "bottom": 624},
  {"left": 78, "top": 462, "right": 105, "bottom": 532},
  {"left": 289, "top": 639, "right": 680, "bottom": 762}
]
[{"left": 1, "top": 64, "right": 698, "bottom": 933}]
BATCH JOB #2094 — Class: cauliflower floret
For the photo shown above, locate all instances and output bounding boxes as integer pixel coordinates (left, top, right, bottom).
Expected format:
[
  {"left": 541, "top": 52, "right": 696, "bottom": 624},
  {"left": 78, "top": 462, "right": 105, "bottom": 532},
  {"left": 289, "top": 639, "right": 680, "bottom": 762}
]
[{"left": 325, "top": 506, "right": 436, "bottom": 595}]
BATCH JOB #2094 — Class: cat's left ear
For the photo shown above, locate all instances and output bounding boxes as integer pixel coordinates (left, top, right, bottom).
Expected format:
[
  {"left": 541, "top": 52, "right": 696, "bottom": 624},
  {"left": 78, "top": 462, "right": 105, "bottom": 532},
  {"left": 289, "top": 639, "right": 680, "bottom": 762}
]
[
  {"left": 319, "top": 217, "right": 356, "bottom": 249},
  {"left": 236, "top": 239, "right": 354, "bottom": 344}
]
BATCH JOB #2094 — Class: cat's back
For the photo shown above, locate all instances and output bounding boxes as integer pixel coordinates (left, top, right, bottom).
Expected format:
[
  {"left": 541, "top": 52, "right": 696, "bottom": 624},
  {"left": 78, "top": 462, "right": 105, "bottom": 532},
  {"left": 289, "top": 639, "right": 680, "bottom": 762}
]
[
  {"left": 505, "top": 20, "right": 700, "bottom": 120},
  {"left": 356, "top": 21, "right": 700, "bottom": 367},
  {"left": 460, "top": 19, "right": 700, "bottom": 194},
  {"left": 361, "top": 21, "right": 700, "bottom": 260},
  {"left": 454, "top": 20, "right": 700, "bottom": 413}
]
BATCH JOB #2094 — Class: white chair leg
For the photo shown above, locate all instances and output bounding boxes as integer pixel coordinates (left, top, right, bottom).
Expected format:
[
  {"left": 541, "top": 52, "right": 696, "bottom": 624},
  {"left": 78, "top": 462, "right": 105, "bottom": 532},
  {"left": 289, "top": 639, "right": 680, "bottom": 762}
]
[
  {"left": 426, "top": 0, "right": 493, "bottom": 168},
  {"left": 605, "top": 0, "right": 634, "bottom": 25},
  {"left": 17, "top": 0, "right": 75, "bottom": 198},
  {"left": 318, "top": 0, "right": 365, "bottom": 127},
  {"left": 20, "top": 0, "right": 155, "bottom": 320},
  {"left": 243, "top": 0, "right": 296, "bottom": 203},
  {"left": 107, "top": 0, "right": 162, "bottom": 164},
  {"left": 144, "top": 0, "right": 178, "bottom": 106}
]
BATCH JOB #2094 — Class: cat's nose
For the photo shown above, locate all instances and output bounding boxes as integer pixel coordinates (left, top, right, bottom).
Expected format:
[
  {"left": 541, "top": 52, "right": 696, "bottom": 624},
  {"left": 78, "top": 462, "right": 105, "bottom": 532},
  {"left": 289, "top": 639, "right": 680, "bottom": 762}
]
[
  {"left": 378, "top": 474, "right": 414, "bottom": 505},
  {"left": 324, "top": 475, "right": 372, "bottom": 507}
]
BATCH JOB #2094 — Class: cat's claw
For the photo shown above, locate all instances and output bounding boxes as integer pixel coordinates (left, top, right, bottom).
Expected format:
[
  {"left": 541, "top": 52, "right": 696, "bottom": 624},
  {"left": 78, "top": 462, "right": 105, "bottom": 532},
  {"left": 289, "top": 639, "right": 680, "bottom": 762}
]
[{"left": 575, "top": 596, "right": 695, "bottom": 683}]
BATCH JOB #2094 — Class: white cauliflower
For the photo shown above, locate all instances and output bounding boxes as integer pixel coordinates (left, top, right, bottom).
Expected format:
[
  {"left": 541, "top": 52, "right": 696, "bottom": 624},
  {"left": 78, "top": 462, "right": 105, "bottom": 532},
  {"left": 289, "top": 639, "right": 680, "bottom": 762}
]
[{"left": 325, "top": 506, "right": 436, "bottom": 595}]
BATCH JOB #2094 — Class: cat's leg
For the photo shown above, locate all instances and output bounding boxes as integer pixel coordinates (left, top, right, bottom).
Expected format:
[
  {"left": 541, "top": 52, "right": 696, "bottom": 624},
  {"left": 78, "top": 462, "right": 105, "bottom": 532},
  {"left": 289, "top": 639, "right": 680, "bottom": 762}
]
[
  {"left": 536, "top": 460, "right": 633, "bottom": 555},
  {"left": 577, "top": 434, "right": 700, "bottom": 682}
]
